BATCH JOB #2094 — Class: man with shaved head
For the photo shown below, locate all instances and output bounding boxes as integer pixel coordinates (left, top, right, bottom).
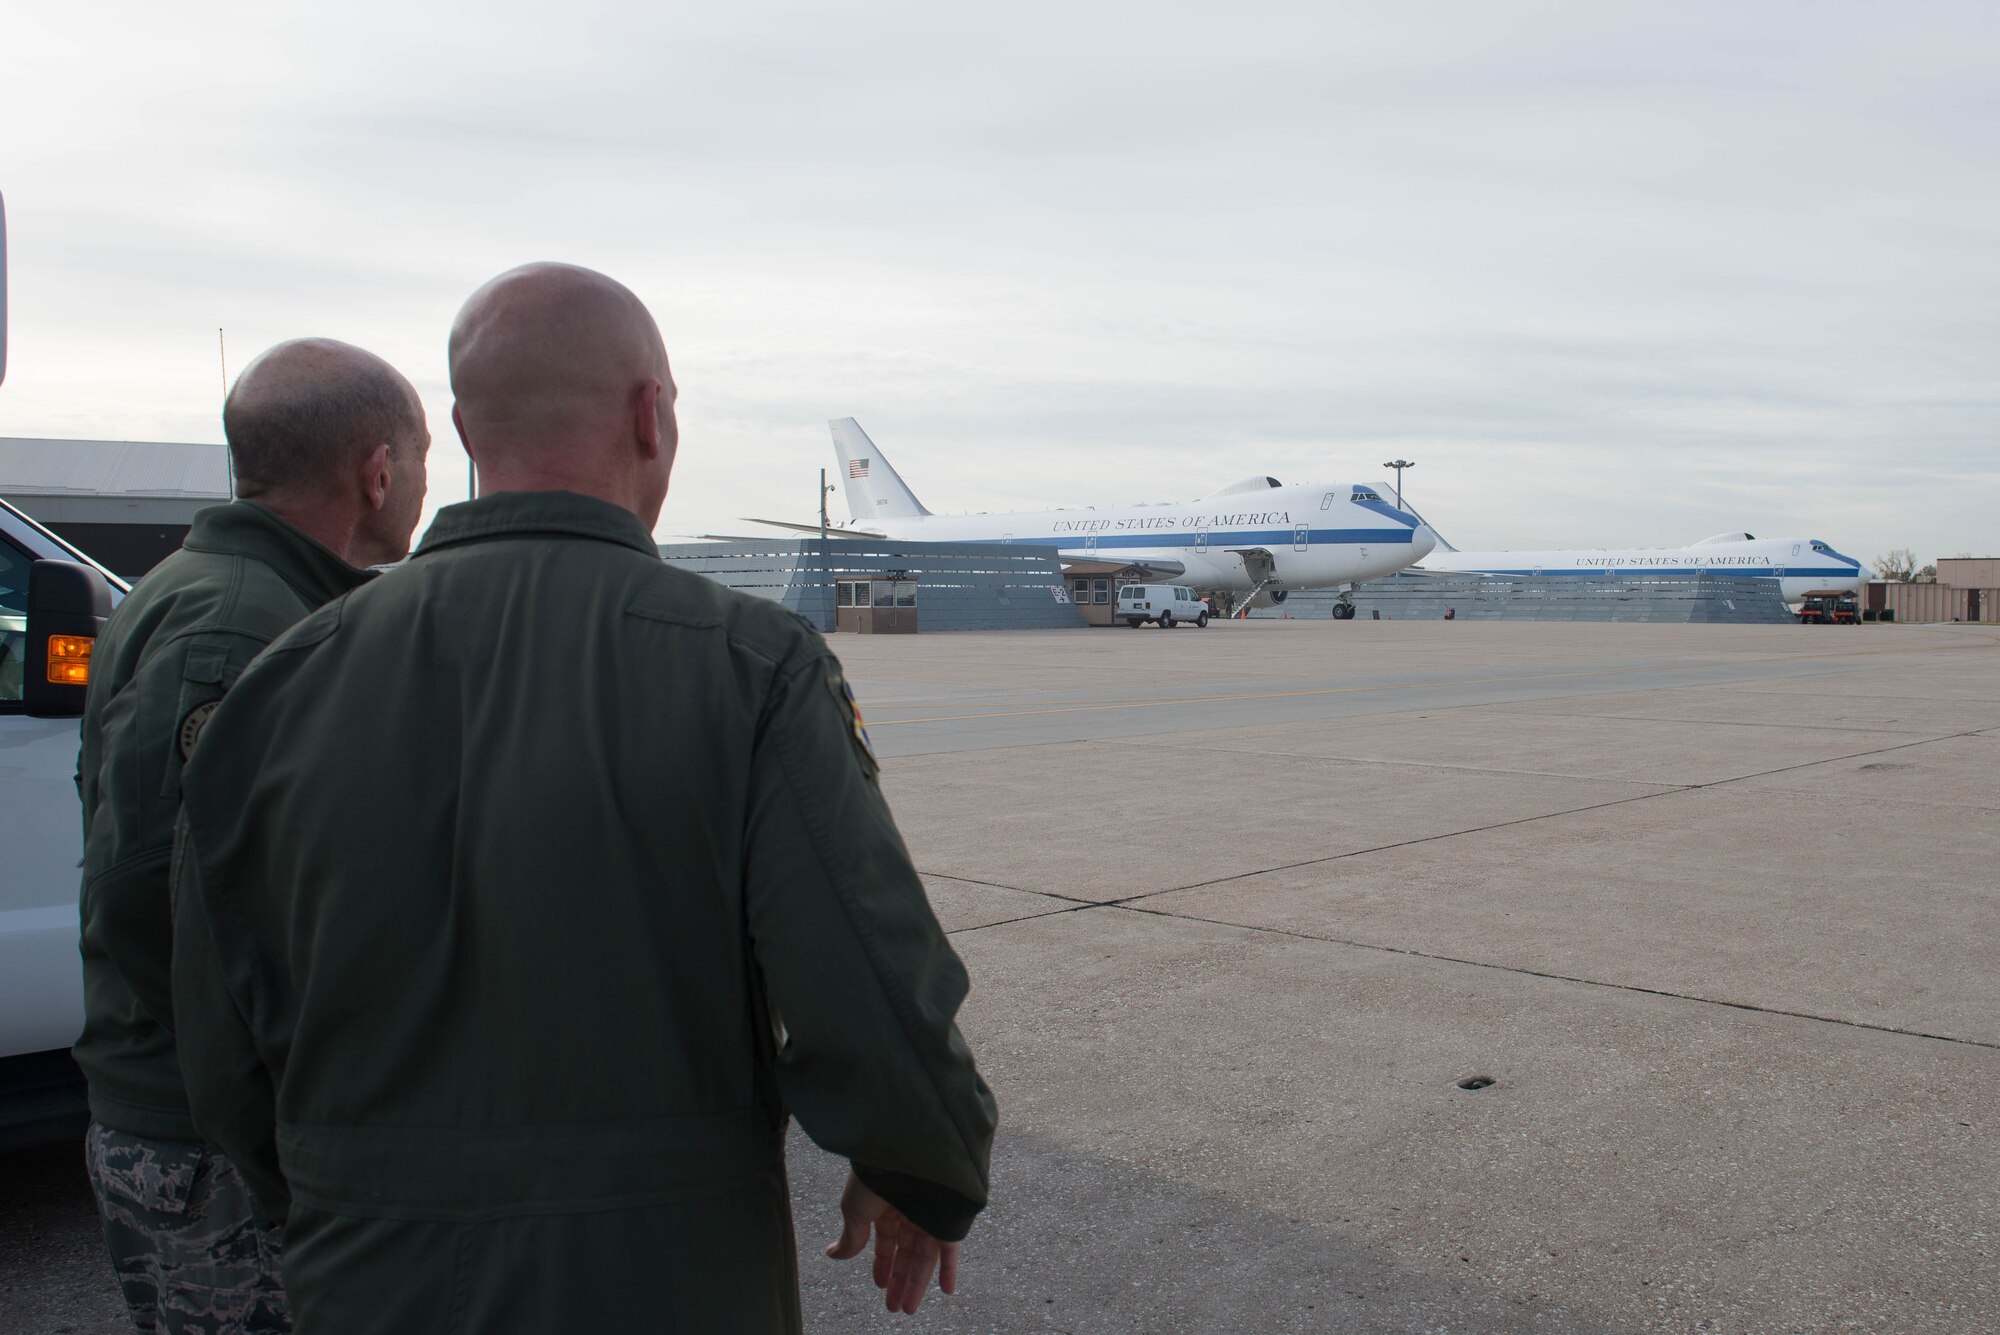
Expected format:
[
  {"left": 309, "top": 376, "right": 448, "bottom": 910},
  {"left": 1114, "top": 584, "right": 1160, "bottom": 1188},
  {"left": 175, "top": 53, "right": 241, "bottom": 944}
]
[
  {"left": 170, "top": 264, "right": 995, "bottom": 1333},
  {"left": 75, "top": 337, "right": 429, "bottom": 1333}
]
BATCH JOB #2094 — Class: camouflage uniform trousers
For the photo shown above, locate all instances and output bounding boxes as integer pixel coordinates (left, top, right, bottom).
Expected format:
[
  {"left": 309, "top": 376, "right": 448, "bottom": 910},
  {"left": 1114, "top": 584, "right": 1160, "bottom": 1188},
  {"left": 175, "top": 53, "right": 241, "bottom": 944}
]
[{"left": 85, "top": 1122, "right": 290, "bottom": 1334}]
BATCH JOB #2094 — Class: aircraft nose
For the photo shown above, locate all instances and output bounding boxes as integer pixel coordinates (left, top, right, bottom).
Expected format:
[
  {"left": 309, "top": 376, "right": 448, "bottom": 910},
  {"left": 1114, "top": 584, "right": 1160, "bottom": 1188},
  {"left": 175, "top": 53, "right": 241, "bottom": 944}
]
[{"left": 1409, "top": 524, "right": 1438, "bottom": 561}]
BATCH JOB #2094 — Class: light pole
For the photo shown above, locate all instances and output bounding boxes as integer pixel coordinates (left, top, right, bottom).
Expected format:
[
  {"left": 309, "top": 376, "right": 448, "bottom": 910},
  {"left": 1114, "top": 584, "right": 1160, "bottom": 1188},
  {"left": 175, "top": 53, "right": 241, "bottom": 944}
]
[
  {"left": 1382, "top": 459, "right": 1415, "bottom": 510},
  {"left": 819, "top": 469, "right": 838, "bottom": 631}
]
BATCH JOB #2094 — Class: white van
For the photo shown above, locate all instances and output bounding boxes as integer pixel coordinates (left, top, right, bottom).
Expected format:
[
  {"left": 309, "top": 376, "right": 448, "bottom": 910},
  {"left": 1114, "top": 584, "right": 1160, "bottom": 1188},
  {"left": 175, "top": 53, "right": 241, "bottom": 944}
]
[
  {"left": 1, "top": 498, "right": 123, "bottom": 1146},
  {"left": 1117, "top": 583, "right": 1210, "bottom": 629}
]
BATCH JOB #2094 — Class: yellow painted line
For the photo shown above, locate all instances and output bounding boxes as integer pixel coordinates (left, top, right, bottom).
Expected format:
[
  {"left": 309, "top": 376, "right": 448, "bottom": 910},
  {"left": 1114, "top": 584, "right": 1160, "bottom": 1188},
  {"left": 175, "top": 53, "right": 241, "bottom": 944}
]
[{"left": 865, "top": 663, "right": 1697, "bottom": 727}]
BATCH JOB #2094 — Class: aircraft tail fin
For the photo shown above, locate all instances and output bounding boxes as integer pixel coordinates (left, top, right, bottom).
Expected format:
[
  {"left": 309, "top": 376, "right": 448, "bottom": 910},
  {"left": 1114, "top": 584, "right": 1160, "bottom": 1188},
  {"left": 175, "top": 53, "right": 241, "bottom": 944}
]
[
  {"left": 829, "top": 418, "right": 930, "bottom": 523},
  {"left": 1401, "top": 501, "right": 1456, "bottom": 553}
]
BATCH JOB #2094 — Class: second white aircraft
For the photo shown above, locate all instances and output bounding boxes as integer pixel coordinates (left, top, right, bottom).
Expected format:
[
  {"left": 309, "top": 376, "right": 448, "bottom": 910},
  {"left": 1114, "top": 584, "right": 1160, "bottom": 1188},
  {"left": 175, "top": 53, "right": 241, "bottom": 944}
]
[
  {"left": 747, "top": 419, "right": 1437, "bottom": 616},
  {"left": 1414, "top": 530, "right": 1865, "bottom": 604}
]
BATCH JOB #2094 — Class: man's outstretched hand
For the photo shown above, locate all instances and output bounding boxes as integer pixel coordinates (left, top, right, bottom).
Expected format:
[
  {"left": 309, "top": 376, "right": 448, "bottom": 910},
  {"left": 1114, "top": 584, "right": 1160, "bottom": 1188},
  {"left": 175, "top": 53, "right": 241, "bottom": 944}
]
[{"left": 824, "top": 1170, "right": 961, "bottom": 1315}]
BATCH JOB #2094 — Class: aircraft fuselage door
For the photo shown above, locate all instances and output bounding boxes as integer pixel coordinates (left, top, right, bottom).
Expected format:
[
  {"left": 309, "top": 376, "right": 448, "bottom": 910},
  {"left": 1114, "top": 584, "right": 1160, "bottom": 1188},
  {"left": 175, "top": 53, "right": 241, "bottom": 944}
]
[
  {"left": 1293, "top": 525, "right": 1309, "bottom": 552},
  {"left": 1320, "top": 492, "right": 1335, "bottom": 510},
  {"left": 1084, "top": 534, "right": 1098, "bottom": 553},
  {"left": 1196, "top": 529, "right": 1207, "bottom": 553}
]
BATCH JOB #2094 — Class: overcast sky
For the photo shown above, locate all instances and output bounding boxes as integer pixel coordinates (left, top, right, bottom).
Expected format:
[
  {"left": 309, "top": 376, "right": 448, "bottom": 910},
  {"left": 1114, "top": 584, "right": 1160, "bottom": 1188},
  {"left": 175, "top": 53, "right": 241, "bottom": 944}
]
[{"left": 3, "top": 2, "right": 1995, "bottom": 562}]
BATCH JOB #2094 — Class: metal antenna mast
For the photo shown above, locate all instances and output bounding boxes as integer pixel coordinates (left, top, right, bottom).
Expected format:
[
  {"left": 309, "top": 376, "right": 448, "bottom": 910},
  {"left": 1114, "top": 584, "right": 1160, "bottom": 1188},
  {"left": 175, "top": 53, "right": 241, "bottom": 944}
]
[{"left": 220, "top": 328, "right": 236, "bottom": 497}]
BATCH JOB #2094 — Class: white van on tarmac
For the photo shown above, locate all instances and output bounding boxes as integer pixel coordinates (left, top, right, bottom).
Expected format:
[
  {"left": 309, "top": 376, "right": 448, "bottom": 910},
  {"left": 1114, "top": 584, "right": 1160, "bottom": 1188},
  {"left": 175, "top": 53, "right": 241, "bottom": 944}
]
[
  {"left": 1117, "top": 583, "right": 1210, "bottom": 629},
  {"left": 1, "top": 497, "right": 123, "bottom": 1147}
]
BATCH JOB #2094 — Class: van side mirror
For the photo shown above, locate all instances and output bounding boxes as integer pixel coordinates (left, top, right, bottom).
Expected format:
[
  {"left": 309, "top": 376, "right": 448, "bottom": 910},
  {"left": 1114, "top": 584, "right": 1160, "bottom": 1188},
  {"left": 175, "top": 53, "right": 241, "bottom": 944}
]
[{"left": 25, "top": 560, "right": 113, "bottom": 718}]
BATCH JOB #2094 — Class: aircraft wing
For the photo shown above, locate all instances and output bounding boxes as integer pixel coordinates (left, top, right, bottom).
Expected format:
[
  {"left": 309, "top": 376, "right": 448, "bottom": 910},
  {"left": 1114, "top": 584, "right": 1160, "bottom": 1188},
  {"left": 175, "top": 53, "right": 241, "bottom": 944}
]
[
  {"left": 1058, "top": 552, "right": 1186, "bottom": 580},
  {"left": 1224, "top": 547, "right": 1277, "bottom": 583},
  {"left": 739, "top": 517, "right": 887, "bottom": 539}
]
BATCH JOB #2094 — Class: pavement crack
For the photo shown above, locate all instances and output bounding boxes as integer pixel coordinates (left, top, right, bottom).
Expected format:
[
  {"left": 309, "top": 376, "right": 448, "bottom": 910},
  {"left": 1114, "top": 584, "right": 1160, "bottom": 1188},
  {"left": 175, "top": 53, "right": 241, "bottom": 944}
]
[
  {"left": 1107, "top": 902, "right": 2000, "bottom": 1053},
  {"left": 948, "top": 902, "right": 1101, "bottom": 936},
  {"left": 922, "top": 871, "right": 1097, "bottom": 907},
  {"left": 1103, "top": 739, "right": 1693, "bottom": 787},
  {"left": 1085, "top": 725, "right": 1995, "bottom": 910},
  {"left": 1103, "top": 787, "right": 1692, "bottom": 907}
]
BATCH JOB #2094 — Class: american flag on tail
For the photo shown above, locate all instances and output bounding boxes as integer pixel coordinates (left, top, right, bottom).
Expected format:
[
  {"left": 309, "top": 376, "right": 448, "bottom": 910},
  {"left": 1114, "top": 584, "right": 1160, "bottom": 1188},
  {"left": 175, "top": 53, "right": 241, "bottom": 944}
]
[{"left": 847, "top": 459, "right": 871, "bottom": 479}]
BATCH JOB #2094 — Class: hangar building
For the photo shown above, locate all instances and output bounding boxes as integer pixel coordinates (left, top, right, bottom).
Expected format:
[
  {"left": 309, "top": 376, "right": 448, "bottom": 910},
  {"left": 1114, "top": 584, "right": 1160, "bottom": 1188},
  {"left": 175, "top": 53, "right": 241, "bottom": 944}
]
[
  {"left": 657, "top": 538, "right": 1085, "bottom": 633},
  {"left": 0, "top": 437, "right": 230, "bottom": 579},
  {"left": 1867, "top": 559, "right": 2000, "bottom": 623}
]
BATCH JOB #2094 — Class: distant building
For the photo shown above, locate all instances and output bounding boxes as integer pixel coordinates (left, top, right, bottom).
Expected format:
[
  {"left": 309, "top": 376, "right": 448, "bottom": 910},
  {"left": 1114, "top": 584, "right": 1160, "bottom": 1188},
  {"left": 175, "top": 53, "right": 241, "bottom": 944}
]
[
  {"left": 1935, "top": 557, "right": 2000, "bottom": 589},
  {"left": 657, "top": 537, "right": 1085, "bottom": 633},
  {"left": 1867, "top": 556, "right": 2000, "bottom": 623},
  {"left": 0, "top": 437, "right": 230, "bottom": 578}
]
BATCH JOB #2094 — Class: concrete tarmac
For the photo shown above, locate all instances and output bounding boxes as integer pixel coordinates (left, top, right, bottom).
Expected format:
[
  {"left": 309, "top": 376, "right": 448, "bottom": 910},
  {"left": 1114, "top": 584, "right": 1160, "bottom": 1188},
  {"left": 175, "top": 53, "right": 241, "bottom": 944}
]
[
  {"left": 5, "top": 619, "right": 1994, "bottom": 1333},
  {"left": 793, "top": 620, "right": 1997, "bottom": 1334}
]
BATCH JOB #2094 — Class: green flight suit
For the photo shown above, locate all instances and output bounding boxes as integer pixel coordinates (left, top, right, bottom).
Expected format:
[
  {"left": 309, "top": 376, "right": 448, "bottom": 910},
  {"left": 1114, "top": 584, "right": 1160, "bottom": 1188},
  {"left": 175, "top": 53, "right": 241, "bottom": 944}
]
[
  {"left": 76, "top": 500, "right": 372, "bottom": 1139},
  {"left": 172, "top": 491, "right": 996, "bottom": 1335}
]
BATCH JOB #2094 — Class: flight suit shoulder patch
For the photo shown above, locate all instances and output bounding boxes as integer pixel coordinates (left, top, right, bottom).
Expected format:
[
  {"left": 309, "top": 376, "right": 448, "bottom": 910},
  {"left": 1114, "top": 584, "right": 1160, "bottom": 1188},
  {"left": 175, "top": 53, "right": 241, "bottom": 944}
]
[
  {"left": 177, "top": 700, "right": 219, "bottom": 761},
  {"left": 173, "top": 643, "right": 236, "bottom": 766},
  {"left": 824, "top": 666, "right": 880, "bottom": 780}
]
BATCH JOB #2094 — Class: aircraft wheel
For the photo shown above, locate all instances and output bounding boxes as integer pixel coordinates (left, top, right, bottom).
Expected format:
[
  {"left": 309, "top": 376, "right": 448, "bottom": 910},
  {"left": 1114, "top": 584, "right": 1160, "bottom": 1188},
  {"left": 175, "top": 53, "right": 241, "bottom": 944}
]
[
  {"left": 1195, "top": 613, "right": 1209, "bottom": 628},
  {"left": 1159, "top": 612, "right": 1175, "bottom": 629}
]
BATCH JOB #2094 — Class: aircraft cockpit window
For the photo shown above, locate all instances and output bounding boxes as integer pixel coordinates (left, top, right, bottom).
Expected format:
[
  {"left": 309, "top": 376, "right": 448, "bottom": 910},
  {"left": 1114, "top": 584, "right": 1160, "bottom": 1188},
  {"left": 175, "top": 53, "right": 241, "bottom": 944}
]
[
  {"left": 1351, "top": 488, "right": 1383, "bottom": 503},
  {"left": 1810, "top": 541, "right": 1830, "bottom": 553}
]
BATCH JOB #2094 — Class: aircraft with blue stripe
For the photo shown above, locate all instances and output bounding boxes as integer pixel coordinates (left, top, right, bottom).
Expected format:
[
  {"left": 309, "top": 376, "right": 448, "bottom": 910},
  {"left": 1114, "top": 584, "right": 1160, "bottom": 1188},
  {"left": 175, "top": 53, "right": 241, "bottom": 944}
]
[
  {"left": 1411, "top": 527, "right": 1865, "bottom": 605},
  {"left": 744, "top": 419, "right": 1438, "bottom": 616}
]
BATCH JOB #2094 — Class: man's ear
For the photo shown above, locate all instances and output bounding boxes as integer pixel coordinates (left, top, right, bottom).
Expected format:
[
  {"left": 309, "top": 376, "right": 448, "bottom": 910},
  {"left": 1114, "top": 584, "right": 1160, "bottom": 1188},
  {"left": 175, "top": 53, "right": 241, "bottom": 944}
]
[
  {"left": 633, "top": 378, "right": 665, "bottom": 461},
  {"left": 359, "top": 442, "right": 392, "bottom": 512}
]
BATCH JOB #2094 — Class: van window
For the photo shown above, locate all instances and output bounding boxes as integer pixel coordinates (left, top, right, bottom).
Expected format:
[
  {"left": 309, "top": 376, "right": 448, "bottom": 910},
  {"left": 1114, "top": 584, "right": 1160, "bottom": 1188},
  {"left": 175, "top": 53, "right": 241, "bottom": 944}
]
[{"left": 1, "top": 536, "right": 31, "bottom": 705}]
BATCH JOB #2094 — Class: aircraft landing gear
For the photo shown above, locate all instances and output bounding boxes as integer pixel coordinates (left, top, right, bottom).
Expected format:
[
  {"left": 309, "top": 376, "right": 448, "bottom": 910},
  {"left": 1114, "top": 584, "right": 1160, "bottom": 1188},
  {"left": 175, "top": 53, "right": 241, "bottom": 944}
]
[{"left": 1332, "top": 592, "right": 1358, "bottom": 620}]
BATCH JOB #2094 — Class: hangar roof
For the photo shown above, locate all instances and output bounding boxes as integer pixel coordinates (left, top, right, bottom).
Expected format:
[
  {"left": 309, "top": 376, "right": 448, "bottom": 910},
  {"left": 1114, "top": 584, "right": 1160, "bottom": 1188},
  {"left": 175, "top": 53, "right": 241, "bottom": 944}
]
[{"left": 0, "top": 436, "right": 231, "bottom": 500}]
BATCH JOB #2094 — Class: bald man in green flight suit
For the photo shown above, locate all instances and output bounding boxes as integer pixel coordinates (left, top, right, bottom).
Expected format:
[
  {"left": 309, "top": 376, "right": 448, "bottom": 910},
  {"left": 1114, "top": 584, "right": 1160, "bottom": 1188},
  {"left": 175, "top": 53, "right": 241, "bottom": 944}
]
[
  {"left": 169, "top": 262, "right": 996, "bottom": 1333},
  {"left": 75, "top": 337, "right": 430, "bottom": 1334}
]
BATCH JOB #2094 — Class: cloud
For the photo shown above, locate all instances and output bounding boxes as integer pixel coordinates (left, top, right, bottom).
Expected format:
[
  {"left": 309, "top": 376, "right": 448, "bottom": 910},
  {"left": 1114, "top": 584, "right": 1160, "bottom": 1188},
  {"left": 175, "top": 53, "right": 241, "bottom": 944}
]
[{"left": 1, "top": 1, "right": 1995, "bottom": 562}]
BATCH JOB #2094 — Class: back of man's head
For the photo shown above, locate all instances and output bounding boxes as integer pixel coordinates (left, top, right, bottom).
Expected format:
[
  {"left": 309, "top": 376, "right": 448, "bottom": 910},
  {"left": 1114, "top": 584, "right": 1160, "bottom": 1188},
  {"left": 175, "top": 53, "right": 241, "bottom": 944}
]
[
  {"left": 223, "top": 338, "right": 431, "bottom": 567},
  {"left": 226, "top": 339, "right": 422, "bottom": 501},
  {"left": 448, "top": 263, "right": 676, "bottom": 526}
]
